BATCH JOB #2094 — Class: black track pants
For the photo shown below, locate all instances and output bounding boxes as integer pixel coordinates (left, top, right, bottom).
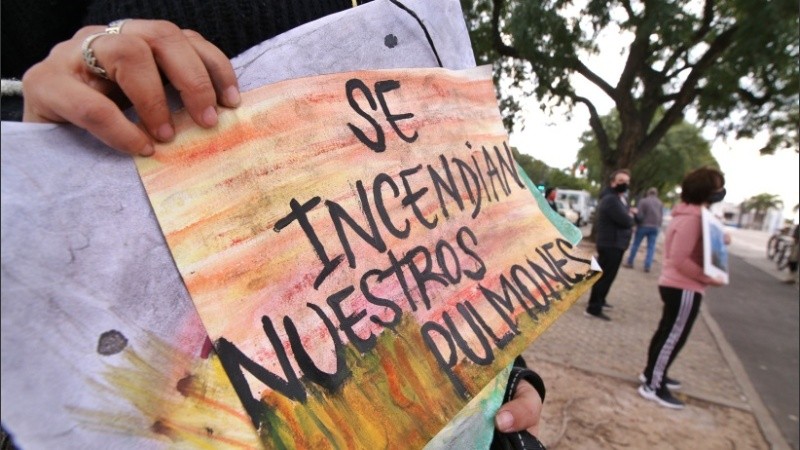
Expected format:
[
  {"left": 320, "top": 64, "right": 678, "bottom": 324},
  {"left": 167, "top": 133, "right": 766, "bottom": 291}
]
[
  {"left": 586, "top": 246, "right": 625, "bottom": 314},
  {"left": 642, "top": 286, "right": 702, "bottom": 390}
]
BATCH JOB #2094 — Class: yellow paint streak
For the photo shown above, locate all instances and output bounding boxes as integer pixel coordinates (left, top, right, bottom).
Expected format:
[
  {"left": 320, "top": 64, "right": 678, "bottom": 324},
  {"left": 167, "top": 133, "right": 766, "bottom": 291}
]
[
  {"left": 70, "top": 333, "right": 264, "bottom": 449},
  {"left": 248, "top": 271, "right": 596, "bottom": 449}
]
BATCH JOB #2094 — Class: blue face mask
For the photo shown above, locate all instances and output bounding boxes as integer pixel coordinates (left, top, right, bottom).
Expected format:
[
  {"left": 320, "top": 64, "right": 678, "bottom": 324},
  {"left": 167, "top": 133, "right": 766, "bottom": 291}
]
[{"left": 708, "top": 188, "right": 726, "bottom": 204}]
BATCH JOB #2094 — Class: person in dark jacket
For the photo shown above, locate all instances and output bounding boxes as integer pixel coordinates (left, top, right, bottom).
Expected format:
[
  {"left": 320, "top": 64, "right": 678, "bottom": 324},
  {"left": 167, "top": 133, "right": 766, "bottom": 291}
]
[{"left": 585, "top": 169, "right": 636, "bottom": 320}]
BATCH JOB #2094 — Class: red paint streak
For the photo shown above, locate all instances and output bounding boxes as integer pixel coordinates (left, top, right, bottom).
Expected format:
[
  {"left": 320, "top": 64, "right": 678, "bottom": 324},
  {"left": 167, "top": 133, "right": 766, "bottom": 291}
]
[
  {"left": 190, "top": 394, "right": 254, "bottom": 426},
  {"left": 200, "top": 336, "right": 214, "bottom": 359},
  {"left": 151, "top": 417, "right": 257, "bottom": 448}
]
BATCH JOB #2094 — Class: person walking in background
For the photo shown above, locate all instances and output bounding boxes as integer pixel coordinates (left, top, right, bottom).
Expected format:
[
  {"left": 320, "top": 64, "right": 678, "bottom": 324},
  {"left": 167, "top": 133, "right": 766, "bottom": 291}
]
[
  {"left": 639, "top": 167, "right": 729, "bottom": 409},
  {"left": 585, "top": 169, "right": 636, "bottom": 321},
  {"left": 545, "top": 187, "right": 558, "bottom": 211},
  {"left": 624, "top": 187, "right": 664, "bottom": 273}
]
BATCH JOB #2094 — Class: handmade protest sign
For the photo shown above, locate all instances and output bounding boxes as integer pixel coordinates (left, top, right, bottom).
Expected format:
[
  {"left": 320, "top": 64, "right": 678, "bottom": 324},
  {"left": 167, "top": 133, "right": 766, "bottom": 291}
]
[{"left": 136, "top": 65, "right": 597, "bottom": 448}]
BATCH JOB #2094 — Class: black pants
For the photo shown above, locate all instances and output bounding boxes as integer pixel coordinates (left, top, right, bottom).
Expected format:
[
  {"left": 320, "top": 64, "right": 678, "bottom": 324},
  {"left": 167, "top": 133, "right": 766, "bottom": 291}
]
[
  {"left": 586, "top": 246, "right": 624, "bottom": 314},
  {"left": 642, "top": 286, "right": 702, "bottom": 390}
]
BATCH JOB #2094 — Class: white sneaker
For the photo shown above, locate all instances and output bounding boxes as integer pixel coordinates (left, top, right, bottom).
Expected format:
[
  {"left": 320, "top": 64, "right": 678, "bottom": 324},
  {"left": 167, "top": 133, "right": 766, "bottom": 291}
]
[{"left": 639, "top": 373, "right": 681, "bottom": 390}]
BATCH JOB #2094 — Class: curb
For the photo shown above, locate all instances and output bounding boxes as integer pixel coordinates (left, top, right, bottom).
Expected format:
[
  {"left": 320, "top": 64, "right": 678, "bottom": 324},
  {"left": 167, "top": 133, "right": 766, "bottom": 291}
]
[{"left": 700, "top": 304, "right": 791, "bottom": 450}]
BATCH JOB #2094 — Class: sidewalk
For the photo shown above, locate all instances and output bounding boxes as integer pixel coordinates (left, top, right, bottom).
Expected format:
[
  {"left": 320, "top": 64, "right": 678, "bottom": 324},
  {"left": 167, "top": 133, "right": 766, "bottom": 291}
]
[{"left": 521, "top": 236, "right": 788, "bottom": 449}]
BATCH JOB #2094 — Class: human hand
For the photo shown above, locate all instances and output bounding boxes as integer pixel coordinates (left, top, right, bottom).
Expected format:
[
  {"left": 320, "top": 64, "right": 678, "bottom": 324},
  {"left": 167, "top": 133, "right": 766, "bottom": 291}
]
[
  {"left": 629, "top": 207, "right": 638, "bottom": 216},
  {"left": 723, "top": 232, "right": 732, "bottom": 245},
  {"left": 494, "top": 379, "right": 543, "bottom": 436},
  {"left": 22, "top": 19, "right": 241, "bottom": 157}
]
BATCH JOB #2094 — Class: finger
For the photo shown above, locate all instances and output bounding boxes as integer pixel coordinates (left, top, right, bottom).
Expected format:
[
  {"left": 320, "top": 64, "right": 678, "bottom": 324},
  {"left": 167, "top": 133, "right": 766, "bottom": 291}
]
[
  {"left": 90, "top": 33, "right": 174, "bottom": 142},
  {"left": 495, "top": 381, "right": 542, "bottom": 435},
  {"left": 25, "top": 73, "right": 154, "bottom": 156},
  {"left": 183, "top": 29, "right": 240, "bottom": 108},
  {"left": 126, "top": 20, "right": 220, "bottom": 128}
]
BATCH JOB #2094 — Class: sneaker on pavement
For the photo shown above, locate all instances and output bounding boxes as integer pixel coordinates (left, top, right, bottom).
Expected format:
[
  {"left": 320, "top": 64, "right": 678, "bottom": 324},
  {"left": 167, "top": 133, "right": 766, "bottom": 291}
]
[
  {"left": 622, "top": 263, "right": 633, "bottom": 269},
  {"left": 638, "top": 384, "right": 684, "bottom": 410},
  {"left": 639, "top": 373, "right": 682, "bottom": 390},
  {"left": 602, "top": 303, "right": 614, "bottom": 309},
  {"left": 584, "top": 310, "right": 611, "bottom": 321}
]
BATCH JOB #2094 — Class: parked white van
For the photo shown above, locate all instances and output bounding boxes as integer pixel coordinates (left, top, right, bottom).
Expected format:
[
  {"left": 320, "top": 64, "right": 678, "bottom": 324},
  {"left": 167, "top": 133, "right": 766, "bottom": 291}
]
[{"left": 555, "top": 189, "right": 595, "bottom": 226}]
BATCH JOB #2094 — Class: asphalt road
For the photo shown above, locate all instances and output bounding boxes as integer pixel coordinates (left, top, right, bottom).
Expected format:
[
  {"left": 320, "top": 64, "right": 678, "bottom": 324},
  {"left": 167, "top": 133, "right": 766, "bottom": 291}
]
[{"left": 704, "top": 229, "right": 799, "bottom": 449}]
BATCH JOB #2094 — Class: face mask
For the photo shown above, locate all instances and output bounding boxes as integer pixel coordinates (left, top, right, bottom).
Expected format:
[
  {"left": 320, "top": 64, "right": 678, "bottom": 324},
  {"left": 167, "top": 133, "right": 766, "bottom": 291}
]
[
  {"left": 614, "top": 183, "right": 629, "bottom": 193},
  {"left": 708, "top": 188, "right": 726, "bottom": 204}
]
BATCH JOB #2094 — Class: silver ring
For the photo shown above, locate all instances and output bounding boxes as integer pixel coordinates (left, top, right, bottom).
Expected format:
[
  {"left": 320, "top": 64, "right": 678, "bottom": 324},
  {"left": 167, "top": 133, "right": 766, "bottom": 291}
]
[
  {"left": 81, "top": 32, "right": 110, "bottom": 79},
  {"left": 105, "top": 18, "right": 131, "bottom": 34}
]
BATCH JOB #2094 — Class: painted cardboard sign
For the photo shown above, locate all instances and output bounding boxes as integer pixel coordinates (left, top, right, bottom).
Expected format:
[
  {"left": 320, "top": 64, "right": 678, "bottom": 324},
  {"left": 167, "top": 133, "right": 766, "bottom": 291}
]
[{"left": 136, "top": 65, "right": 596, "bottom": 448}]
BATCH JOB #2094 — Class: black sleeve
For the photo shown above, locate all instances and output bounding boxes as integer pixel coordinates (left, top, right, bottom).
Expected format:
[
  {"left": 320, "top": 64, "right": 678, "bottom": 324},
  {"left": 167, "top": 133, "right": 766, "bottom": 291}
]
[
  {"left": 604, "top": 196, "right": 634, "bottom": 228},
  {"left": 490, "top": 359, "right": 548, "bottom": 450},
  {"left": 1, "top": 0, "right": 91, "bottom": 79},
  {"left": 509, "top": 357, "right": 546, "bottom": 403}
]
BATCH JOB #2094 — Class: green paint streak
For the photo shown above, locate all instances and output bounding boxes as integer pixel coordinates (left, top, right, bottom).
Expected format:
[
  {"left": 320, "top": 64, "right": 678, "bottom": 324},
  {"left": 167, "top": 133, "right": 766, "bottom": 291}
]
[{"left": 517, "top": 161, "right": 582, "bottom": 245}]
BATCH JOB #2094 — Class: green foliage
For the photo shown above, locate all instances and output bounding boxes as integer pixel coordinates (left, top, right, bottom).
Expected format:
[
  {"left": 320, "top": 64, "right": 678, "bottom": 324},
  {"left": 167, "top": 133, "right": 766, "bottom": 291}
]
[
  {"left": 548, "top": 169, "right": 593, "bottom": 192},
  {"left": 741, "top": 193, "right": 784, "bottom": 214},
  {"left": 577, "top": 111, "right": 718, "bottom": 197},
  {"left": 512, "top": 148, "right": 593, "bottom": 192},
  {"left": 741, "top": 193, "right": 784, "bottom": 227},
  {"left": 464, "top": 0, "right": 799, "bottom": 175}
]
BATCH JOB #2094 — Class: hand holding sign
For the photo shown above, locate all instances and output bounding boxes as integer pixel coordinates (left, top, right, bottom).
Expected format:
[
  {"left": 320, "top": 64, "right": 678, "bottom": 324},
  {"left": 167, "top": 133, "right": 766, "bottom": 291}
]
[{"left": 22, "top": 19, "right": 240, "bottom": 156}]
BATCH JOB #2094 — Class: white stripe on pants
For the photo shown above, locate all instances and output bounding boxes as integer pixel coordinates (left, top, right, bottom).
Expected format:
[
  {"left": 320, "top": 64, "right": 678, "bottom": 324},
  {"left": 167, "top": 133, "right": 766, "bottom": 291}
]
[{"left": 650, "top": 289, "right": 695, "bottom": 389}]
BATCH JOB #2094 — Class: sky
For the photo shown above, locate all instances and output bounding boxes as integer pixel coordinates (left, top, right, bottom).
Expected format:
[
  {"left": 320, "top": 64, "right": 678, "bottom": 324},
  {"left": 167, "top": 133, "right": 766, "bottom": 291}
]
[
  {"left": 507, "top": 19, "right": 799, "bottom": 223},
  {"left": 511, "top": 106, "right": 800, "bottom": 222}
]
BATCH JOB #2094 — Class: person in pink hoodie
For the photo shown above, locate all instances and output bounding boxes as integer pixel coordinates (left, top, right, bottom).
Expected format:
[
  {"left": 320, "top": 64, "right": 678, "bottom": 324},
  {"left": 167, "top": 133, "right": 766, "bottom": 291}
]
[{"left": 638, "top": 167, "right": 729, "bottom": 409}]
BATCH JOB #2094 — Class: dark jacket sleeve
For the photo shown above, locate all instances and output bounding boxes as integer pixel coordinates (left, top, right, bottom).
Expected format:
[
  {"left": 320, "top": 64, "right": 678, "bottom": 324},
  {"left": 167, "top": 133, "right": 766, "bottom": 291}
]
[
  {"left": 490, "top": 356, "right": 547, "bottom": 450},
  {"left": 604, "top": 195, "right": 634, "bottom": 228},
  {"left": 1, "top": 0, "right": 91, "bottom": 79},
  {"left": 509, "top": 355, "right": 545, "bottom": 402}
]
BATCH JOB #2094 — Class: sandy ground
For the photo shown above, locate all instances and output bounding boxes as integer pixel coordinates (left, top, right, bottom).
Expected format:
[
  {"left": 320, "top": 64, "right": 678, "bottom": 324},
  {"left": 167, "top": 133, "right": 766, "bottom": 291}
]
[{"left": 528, "top": 359, "right": 768, "bottom": 450}]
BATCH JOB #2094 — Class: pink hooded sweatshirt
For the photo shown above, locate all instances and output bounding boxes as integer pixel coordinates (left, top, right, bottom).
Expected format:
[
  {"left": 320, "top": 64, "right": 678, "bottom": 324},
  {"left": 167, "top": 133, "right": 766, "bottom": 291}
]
[{"left": 658, "top": 203, "right": 718, "bottom": 294}]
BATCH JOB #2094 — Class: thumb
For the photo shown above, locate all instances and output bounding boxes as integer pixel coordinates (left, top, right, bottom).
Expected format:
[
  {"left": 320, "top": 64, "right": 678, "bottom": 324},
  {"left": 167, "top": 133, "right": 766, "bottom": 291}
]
[{"left": 494, "top": 380, "right": 543, "bottom": 435}]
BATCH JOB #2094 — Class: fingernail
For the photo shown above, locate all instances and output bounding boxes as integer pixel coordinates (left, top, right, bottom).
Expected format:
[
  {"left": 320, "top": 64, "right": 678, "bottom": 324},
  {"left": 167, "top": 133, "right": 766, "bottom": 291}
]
[
  {"left": 203, "top": 106, "right": 218, "bottom": 127},
  {"left": 140, "top": 143, "right": 155, "bottom": 157},
  {"left": 224, "top": 86, "right": 241, "bottom": 107},
  {"left": 496, "top": 411, "right": 513, "bottom": 432},
  {"left": 157, "top": 123, "right": 174, "bottom": 141}
]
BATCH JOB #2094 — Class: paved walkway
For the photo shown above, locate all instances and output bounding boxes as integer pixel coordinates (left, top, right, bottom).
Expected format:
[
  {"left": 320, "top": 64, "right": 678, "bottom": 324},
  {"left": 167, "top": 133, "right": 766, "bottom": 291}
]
[{"left": 521, "top": 226, "right": 794, "bottom": 449}]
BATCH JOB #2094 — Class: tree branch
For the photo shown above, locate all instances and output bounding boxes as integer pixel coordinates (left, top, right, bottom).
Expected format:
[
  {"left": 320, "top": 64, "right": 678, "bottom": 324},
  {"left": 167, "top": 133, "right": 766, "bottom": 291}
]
[
  {"left": 574, "top": 95, "right": 613, "bottom": 165},
  {"left": 617, "top": 1, "right": 655, "bottom": 93},
  {"left": 620, "top": 0, "right": 636, "bottom": 21},
  {"left": 738, "top": 87, "right": 772, "bottom": 107},
  {"left": 491, "top": 0, "right": 519, "bottom": 58},
  {"left": 573, "top": 60, "right": 619, "bottom": 101},
  {"left": 641, "top": 24, "right": 739, "bottom": 153},
  {"left": 662, "top": 0, "right": 716, "bottom": 77},
  {"left": 664, "top": 62, "right": 692, "bottom": 81}
]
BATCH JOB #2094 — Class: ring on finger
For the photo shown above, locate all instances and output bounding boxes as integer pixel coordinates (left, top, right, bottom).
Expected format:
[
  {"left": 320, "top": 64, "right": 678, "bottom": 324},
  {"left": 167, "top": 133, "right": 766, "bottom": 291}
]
[
  {"left": 81, "top": 32, "right": 111, "bottom": 79},
  {"left": 105, "top": 18, "right": 131, "bottom": 34}
]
